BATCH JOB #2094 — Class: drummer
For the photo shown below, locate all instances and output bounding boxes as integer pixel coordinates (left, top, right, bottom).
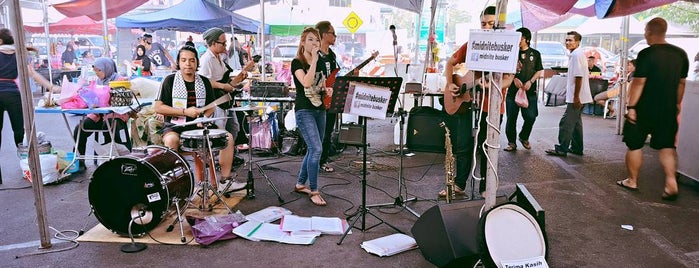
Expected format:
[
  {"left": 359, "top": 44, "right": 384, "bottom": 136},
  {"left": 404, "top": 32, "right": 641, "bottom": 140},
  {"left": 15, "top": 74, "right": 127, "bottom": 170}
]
[{"left": 154, "top": 45, "right": 238, "bottom": 189}]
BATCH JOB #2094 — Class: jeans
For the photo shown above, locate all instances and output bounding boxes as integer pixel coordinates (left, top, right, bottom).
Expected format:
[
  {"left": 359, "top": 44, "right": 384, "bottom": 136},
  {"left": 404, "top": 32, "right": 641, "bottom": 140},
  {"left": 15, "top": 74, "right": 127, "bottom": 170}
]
[
  {"left": 0, "top": 91, "right": 24, "bottom": 149},
  {"left": 555, "top": 103, "right": 584, "bottom": 153},
  {"left": 295, "top": 109, "right": 326, "bottom": 191},
  {"left": 320, "top": 112, "right": 337, "bottom": 165},
  {"left": 505, "top": 92, "right": 538, "bottom": 144}
]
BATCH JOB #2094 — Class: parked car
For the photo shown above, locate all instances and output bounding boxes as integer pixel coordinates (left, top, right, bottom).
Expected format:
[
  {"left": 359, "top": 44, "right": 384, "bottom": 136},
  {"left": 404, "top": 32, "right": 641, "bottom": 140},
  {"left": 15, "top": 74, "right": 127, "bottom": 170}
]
[
  {"left": 534, "top": 41, "right": 568, "bottom": 69},
  {"left": 271, "top": 43, "right": 298, "bottom": 63}
]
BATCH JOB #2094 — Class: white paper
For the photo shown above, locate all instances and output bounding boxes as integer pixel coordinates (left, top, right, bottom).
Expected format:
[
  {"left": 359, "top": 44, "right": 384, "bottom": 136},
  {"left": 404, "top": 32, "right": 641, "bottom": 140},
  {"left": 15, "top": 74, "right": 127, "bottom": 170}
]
[
  {"left": 245, "top": 206, "right": 292, "bottom": 223},
  {"left": 280, "top": 215, "right": 345, "bottom": 235},
  {"left": 239, "top": 221, "right": 318, "bottom": 245},
  {"left": 360, "top": 233, "right": 418, "bottom": 257},
  {"left": 232, "top": 220, "right": 262, "bottom": 241},
  {"left": 280, "top": 215, "right": 312, "bottom": 232},
  {"left": 621, "top": 224, "right": 634, "bottom": 231}
]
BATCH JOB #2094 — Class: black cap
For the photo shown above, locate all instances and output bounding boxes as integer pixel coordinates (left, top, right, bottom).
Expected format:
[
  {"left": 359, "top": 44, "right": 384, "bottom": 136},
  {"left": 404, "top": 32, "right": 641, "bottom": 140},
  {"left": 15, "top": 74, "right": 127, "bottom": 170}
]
[
  {"left": 517, "top": 27, "right": 531, "bottom": 42},
  {"left": 142, "top": 33, "right": 153, "bottom": 39}
]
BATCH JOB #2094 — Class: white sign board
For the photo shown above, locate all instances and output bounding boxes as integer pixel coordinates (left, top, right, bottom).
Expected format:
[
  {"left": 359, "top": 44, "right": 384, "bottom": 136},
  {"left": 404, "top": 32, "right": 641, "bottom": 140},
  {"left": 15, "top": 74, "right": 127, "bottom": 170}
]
[
  {"left": 465, "top": 29, "right": 521, "bottom": 73},
  {"left": 344, "top": 82, "right": 391, "bottom": 120}
]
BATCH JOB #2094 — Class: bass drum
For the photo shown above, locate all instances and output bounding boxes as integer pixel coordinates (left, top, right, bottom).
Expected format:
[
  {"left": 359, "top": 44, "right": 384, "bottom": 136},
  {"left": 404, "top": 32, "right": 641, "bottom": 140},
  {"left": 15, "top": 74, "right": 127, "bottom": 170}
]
[
  {"left": 477, "top": 202, "right": 548, "bottom": 268},
  {"left": 89, "top": 145, "right": 193, "bottom": 236}
]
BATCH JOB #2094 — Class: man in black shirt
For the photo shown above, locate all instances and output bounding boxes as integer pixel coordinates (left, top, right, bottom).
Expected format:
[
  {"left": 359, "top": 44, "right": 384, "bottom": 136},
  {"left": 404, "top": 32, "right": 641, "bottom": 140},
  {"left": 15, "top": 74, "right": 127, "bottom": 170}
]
[
  {"left": 617, "top": 17, "right": 689, "bottom": 201},
  {"left": 504, "top": 27, "right": 543, "bottom": 152}
]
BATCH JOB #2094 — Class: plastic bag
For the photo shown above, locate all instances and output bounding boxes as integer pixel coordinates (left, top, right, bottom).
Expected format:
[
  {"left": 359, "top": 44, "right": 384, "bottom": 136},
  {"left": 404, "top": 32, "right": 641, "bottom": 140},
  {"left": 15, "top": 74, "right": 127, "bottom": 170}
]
[
  {"left": 515, "top": 88, "right": 529, "bottom": 108},
  {"left": 79, "top": 81, "right": 111, "bottom": 108},
  {"left": 20, "top": 154, "right": 60, "bottom": 185},
  {"left": 57, "top": 76, "right": 82, "bottom": 105}
]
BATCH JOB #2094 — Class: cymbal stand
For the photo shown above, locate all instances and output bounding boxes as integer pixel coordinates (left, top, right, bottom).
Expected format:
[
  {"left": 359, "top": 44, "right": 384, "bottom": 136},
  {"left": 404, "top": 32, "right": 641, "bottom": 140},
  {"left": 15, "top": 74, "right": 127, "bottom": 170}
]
[
  {"left": 338, "top": 117, "right": 403, "bottom": 245},
  {"left": 366, "top": 107, "right": 419, "bottom": 217},
  {"left": 242, "top": 111, "right": 284, "bottom": 203}
]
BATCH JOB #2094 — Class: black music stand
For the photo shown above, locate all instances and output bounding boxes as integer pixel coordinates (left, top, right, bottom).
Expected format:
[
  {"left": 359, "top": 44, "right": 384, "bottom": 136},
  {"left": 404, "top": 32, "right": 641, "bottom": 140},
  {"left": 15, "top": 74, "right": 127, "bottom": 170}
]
[{"left": 332, "top": 77, "right": 403, "bottom": 245}]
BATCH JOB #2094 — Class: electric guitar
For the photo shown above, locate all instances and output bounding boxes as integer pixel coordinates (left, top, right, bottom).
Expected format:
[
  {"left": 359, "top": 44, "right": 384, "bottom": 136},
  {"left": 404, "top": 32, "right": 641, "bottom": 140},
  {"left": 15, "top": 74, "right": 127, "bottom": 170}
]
[
  {"left": 323, "top": 51, "right": 379, "bottom": 109},
  {"left": 443, "top": 72, "right": 481, "bottom": 115}
]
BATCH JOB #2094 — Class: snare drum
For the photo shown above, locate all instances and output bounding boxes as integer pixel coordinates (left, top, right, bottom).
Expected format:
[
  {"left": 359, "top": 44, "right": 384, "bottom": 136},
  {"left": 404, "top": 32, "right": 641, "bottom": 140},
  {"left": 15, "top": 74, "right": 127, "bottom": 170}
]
[
  {"left": 89, "top": 145, "right": 193, "bottom": 236},
  {"left": 180, "top": 129, "right": 229, "bottom": 152},
  {"left": 477, "top": 202, "right": 548, "bottom": 268}
]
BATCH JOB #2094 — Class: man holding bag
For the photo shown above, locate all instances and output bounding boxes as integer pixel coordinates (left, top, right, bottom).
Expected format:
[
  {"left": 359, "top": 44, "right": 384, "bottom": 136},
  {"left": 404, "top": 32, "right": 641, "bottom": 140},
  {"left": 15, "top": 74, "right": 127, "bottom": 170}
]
[{"left": 504, "top": 27, "right": 543, "bottom": 152}]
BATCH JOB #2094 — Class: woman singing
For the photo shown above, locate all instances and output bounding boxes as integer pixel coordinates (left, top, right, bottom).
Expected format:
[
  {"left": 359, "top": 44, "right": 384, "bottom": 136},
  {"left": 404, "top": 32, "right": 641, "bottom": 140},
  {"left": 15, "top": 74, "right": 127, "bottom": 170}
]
[{"left": 292, "top": 27, "right": 332, "bottom": 206}]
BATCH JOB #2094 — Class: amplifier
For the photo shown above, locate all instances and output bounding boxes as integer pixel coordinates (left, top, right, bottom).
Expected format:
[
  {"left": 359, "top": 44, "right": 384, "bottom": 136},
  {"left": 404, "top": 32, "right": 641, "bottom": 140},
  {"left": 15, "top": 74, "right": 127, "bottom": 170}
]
[
  {"left": 407, "top": 106, "right": 446, "bottom": 153},
  {"left": 338, "top": 124, "right": 364, "bottom": 146},
  {"left": 251, "top": 81, "right": 288, "bottom": 97}
]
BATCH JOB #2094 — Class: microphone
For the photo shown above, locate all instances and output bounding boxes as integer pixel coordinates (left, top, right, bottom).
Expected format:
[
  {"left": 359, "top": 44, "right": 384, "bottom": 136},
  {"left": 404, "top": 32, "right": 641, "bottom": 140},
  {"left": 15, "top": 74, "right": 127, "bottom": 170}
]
[
  {"left": 317, "top": 50, "right": 325, "bottom": 58},
  {"left": 389, "top": 25, "right": 397, "bottom": 46}
]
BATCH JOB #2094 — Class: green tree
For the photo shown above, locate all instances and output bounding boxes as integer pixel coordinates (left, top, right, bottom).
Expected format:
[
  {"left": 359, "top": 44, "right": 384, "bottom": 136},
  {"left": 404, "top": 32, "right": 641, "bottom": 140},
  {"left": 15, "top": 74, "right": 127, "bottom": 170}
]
[{"left": 637, "top": 2, "right": 699, "bottom": 34}]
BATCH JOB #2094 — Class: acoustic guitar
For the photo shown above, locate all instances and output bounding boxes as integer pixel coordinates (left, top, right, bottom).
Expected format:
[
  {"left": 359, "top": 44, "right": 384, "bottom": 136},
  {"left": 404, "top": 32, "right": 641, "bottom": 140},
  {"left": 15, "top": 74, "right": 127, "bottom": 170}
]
[
  {"left": 444, "top": 72, "right": 481, "bottom": 115},
  {"left": 323, "top": 51, "right": 379, "bottom": 109}
]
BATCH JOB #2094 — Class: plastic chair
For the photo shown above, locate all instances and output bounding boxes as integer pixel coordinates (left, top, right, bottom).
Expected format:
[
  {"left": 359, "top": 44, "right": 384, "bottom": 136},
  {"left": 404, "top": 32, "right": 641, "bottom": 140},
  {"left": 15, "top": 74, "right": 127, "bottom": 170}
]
[
  {"left": 603, "top": 96, "right": 618, "bottom": 119},
  {"left": 93, "top": 119, "right": 132, "bottom": 164}
]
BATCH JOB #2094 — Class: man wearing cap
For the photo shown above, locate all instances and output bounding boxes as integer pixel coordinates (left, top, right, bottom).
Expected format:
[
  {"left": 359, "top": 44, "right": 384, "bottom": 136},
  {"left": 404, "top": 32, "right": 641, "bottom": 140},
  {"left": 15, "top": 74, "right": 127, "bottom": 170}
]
[
  {"left": 142, "top": 33, "right": 176, "bottom": 70},
  {"left": 504, "top": 27, "right": 543, "bottom": 152},
  {"left": 198, "top": 27, "right": 254, "bottom": 190}
]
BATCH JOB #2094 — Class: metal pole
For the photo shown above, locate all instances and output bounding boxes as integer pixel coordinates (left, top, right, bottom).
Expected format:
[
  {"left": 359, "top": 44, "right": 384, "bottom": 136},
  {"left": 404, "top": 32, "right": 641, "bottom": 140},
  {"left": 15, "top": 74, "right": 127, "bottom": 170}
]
[
  {"left": 8, "top": 0, "right": 52, "bottom": 249},
  {"left": 259, "top": 0, "right": 265, "bottom": 80},
  {"left": 616, "top": 16, "right": 630, "bottom": 134},
  {"left": 42, "top": 0, "right": 53, "bottom": 84},
  {"left": 483, "top": 0, "right": 509, "bottom": 211},
  {"left": 101, "top": 0, "right": 109, "bottom": 56}
]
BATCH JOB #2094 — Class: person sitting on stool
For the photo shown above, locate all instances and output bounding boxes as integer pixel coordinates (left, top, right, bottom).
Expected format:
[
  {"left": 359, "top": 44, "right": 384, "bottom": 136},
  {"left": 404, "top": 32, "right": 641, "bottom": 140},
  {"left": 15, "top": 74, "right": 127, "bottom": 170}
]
[{"left": 154, "top": 46, "right": 240, "bottom": 191}]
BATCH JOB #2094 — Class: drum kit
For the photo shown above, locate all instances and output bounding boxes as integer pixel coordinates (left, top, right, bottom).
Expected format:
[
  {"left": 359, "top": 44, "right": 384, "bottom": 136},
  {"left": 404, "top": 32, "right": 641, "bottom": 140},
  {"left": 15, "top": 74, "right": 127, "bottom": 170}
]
[{"left": 87, "top": 105, "right": 284, "bottom": 244}]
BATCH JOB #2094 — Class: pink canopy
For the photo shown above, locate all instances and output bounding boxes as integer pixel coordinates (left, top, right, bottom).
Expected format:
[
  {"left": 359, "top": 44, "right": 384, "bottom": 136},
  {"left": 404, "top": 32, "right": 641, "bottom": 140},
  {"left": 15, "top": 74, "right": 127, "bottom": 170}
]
[
  {"left": 24, "top": 15, "right": 116, "bottom": 35},
  {"left": 52, "top": 0, "right": 148, "bottom": 20}
]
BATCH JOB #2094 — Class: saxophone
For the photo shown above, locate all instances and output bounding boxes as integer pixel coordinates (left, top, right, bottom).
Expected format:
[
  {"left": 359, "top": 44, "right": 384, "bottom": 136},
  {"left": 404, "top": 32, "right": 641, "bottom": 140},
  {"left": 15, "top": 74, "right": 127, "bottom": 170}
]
[{"left": 440, "top": 122, "right": 456, "bottom": 203}]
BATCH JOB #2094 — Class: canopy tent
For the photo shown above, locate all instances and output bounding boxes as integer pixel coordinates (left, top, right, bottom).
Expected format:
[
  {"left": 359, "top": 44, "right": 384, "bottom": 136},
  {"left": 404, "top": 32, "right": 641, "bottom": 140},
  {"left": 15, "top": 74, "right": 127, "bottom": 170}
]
[
  {"left": 24, "top": 15, "right": 116, "bottom": 35},
  {"left": 115, "top": 0, "right": 268, "bottom": 34},
  {"left": 222, "top": 0, "right": 424, "bottom": 13},
  {"left": 52, "top": 0, "right": 149, "bottom": 20}
]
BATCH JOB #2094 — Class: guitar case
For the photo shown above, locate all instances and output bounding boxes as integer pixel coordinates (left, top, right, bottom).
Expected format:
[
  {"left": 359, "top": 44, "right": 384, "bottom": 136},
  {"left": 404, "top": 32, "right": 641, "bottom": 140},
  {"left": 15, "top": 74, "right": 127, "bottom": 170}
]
[{"left": 407, "top": 106, "right": 446, "bottom": 153}]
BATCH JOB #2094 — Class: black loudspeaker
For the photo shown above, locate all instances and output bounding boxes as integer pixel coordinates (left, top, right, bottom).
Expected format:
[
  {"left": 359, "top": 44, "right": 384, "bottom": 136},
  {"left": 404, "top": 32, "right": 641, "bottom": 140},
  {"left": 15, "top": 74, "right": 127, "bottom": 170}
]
[
  {"left": 411, "top": 198, "right": 506, "bottom": 268},
  {"left": 407, "top": 106, "right": 446, "bottom": 153}
]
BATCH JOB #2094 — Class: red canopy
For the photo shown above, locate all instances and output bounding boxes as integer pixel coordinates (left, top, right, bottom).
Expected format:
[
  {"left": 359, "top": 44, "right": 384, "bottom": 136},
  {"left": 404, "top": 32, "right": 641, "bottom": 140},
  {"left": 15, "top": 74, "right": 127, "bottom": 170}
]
[
  {"left": 24, "top": 15, "right": 116, "bottom": 35},
  {"left": 52, "top": 0, "right": 148, "bottom": 20}
]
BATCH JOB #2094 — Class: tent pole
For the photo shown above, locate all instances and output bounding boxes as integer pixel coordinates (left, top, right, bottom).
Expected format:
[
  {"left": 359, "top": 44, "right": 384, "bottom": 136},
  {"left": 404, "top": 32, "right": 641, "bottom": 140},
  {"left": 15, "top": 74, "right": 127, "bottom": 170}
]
[
  {"left": 42, "top": 0, "right": 53, "bottom": 85},
  {"left": 101, "top": 0, "right": 109, "bottom": 56},
  {"left": 616, "top": 15, "right": 630, "bottom": 135},
  {"left": 8, "top": 0, "right": 52, "bottom": 249},
  {"left": 260, "top": 0, "right": 266, "bottom": 80}
]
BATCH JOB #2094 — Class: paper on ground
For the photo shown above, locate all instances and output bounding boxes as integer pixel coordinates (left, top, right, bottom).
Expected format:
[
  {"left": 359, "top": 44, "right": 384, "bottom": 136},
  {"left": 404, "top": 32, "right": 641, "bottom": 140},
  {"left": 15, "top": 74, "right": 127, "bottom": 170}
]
[{"left": 360, "top": 233, "right": 418, "bottom": 257}]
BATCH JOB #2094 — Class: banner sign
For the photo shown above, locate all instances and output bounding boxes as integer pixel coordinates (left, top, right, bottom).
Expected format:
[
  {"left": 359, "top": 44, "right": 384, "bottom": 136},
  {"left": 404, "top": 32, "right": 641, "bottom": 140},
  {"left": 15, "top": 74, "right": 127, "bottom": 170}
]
[
  {"left": 344, "top": 82, "right": 390, "bottom": 120},
  {"left": 465, "top": 29, "right": 521, "bottom": 73}
]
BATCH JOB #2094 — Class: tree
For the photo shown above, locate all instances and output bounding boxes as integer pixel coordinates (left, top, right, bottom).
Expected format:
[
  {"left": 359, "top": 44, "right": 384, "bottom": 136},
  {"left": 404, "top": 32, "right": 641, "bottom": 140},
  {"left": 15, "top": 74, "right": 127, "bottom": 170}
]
[{"left": 637, "top": 2, "right": 699, "bottom": 33}]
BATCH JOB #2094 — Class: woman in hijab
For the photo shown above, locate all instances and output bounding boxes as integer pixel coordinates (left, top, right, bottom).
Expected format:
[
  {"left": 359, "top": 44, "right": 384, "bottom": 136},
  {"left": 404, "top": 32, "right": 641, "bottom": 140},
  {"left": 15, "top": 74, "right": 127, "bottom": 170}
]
[
  {"left": 62, "top": 44, "right": 77, "bottom": 66},
  {"left": 132, "top": 45, "right": 151, "bottom": 76},
  {"left": 73, "top": 57, "right": 128, "bottom": 171}
]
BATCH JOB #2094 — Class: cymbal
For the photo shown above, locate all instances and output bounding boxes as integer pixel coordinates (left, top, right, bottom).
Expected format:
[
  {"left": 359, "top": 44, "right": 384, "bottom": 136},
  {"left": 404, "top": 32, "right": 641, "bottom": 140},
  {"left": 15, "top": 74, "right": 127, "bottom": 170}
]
[
  {"left": 174, "top": 116, "right": 230, "bottom": 127},
  {"left": 230, "top": 105, "right": 270, "bottom": 112}
]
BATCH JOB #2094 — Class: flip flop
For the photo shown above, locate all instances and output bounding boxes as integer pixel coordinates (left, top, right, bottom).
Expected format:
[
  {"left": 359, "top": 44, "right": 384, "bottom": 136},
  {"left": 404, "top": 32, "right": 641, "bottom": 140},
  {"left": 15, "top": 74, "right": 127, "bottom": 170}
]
[
  {"left": 309, "top": 192, "right": 327, "bottom": 206},
  {"left": 294, "top": 185, "right": 311, "bottom": 195},
  {"left": 661, "top": 191, "right": 678, "bottom": 201},
  {"left": 616, "top": 179, "right": 639, "bottom": 191}
]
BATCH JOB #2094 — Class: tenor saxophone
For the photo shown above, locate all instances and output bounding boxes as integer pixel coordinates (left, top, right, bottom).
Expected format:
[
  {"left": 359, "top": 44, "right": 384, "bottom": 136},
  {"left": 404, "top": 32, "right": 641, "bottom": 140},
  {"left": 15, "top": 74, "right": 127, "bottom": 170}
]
[{"left": 440, "top": 122, "right": 456, "bottom": 203}]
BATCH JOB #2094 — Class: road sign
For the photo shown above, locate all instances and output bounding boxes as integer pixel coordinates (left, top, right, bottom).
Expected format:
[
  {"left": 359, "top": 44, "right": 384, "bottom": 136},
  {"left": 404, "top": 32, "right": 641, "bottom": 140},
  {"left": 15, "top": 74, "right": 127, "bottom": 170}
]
[{"left": 343, "top": 11, "right": 363, "bottom": 34}]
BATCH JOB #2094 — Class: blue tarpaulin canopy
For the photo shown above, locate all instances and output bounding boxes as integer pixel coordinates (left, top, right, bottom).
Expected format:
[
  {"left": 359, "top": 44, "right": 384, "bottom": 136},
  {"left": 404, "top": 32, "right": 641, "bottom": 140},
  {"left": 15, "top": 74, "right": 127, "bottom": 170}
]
[{"left": 115, "top": 0, "right": 268, "bottom": 34}]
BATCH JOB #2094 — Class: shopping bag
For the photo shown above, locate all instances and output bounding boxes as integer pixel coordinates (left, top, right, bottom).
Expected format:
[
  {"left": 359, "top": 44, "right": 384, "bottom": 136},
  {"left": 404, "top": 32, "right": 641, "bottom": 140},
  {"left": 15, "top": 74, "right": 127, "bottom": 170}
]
[{"left": 515, "top": 88, "right": 529, "bottom": 108}]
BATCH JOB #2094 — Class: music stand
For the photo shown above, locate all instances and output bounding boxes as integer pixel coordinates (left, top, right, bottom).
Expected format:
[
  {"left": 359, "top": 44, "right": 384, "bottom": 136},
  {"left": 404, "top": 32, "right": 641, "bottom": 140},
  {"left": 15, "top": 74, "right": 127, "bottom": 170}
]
[{"left": 332, "top": 77, "right": 403, "bottom": 245}]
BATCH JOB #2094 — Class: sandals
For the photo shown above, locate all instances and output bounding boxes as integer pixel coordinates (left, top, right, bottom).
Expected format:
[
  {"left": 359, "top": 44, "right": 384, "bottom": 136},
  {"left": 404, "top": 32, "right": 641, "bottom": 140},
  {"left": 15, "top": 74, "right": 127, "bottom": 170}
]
[
  {"left": 616, "top": 178, "right": 638, "bottom": 191},
  {"left": 504, "top": 143, "right": 517, "bottom": 152},
  {"left": 309, "top": 192, "right": 327, "bottom": 206},
  {"left": 294, "top": 185, "right": 312, "bottom": 195},
  {"left": 519, "top": 139, "right": 532, "bottom": 150},
  {"left": 321, "top": 163, "right": 335, "bottom": 172},
  {"left": 438, "top": 185, "right": 466, "bottom": 197}
]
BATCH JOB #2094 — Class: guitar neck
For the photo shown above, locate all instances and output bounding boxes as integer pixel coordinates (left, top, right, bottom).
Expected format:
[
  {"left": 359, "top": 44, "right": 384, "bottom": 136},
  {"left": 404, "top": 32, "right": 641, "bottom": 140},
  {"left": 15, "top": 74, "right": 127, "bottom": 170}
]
[{"left": 346, "top": 56, "right": 375, "bottom": 76}]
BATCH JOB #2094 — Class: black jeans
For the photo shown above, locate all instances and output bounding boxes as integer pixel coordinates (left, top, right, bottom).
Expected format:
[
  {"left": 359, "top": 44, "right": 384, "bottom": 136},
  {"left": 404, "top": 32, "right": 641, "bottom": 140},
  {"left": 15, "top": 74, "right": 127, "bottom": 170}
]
[
  {"left": 445, "top": 108, "right": 474, "bottom": 190},
  {"left": 505, "top": 91, "right": 538, "bottom": 144},
  {"left": 0, "top": 90, "right": 24, "bottom": 149},
  {"left": 320, "top": 112, "right": 337, "bottom": 165}
]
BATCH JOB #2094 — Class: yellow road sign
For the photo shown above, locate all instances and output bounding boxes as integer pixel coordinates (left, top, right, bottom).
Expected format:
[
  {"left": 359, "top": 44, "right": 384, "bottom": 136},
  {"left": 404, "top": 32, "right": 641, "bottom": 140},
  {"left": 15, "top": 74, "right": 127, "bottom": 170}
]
[{"left": 343, "top": 11, "right": 363, "bottom": 34}]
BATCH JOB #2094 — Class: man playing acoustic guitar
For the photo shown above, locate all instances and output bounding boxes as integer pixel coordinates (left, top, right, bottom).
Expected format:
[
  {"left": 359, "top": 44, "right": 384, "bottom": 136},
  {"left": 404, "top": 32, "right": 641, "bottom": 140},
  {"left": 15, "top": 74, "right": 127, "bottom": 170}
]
[{"left": 440, "top": 6, "right": 514, "bottom": 197}]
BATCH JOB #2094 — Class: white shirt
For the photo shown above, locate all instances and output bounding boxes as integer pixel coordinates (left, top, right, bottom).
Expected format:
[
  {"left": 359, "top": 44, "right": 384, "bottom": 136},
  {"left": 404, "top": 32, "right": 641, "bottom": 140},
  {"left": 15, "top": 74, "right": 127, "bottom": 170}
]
[
  {"left": 566, "top": 47, "right": 593, "bottom": 104},
  {"left": 198, "top": 49, "right": 228, "bottom": 82}
]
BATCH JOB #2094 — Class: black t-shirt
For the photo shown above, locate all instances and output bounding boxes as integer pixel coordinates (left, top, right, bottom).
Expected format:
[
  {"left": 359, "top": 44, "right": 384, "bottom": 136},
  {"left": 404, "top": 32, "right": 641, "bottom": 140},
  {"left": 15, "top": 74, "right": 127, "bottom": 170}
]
[
  {"left": 156, "top": 73, "right": 215, "bottom": 124},
  {"left": 588, "top": 65, "right": 602, "bottom": 73},
  {"left": 633, "top": 44, "right": 689, "bottom": 126},
  {"left": 291, "top": 58, "right": 326, "bottom": 111},
  {"left": 318, "top": 48, "right": 339, "bottom": 77},
  {"left": 509, "top": 47, "right": 543, "bottom": 96}
]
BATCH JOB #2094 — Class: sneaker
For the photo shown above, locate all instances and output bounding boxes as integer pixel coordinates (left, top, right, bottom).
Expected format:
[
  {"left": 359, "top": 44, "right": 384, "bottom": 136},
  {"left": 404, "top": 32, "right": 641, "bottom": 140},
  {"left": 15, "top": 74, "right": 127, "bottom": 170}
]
[
  {"left": 218, "top": 179, "right": 247, "bottom": 193},
  {"left": 504, "top": 143, "right": 517, "bottom": 152},
  {"left": 545, "top": 149, "right": 567, "bottom": 157},
  {"left": 519, "top": 139, "right": 531, "bottom": 150}
]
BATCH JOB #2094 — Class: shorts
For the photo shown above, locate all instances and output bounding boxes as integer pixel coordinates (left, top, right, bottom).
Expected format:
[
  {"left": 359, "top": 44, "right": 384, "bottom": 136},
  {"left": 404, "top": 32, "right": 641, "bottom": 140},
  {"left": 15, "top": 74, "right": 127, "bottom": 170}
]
[
  {"left": 161, "top": 122, "right": 218, "bottom": 136},
  {"left": 622, "top": 119, "right": 677, "bottom": 150}
]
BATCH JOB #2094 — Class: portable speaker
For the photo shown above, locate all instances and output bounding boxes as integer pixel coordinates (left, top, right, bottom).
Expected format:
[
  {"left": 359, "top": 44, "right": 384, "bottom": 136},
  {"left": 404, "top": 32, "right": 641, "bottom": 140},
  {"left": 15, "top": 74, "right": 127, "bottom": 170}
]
[
  {"left": 407, "top": 106, "right": 446, "bottom": 153},
  {"left": 338, "top": 124, "right": 364, "bottom": 146},
  {"left": 411, "top": 197, "right": 507, "bottom": 268}
]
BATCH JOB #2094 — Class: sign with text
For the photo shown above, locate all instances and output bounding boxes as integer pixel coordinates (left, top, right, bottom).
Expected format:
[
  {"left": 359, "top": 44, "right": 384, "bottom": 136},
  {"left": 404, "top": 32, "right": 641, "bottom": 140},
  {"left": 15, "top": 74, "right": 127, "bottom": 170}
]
[
  {"left": 344, "top": 82, "right": 391, "bottom": 120},
  {"left": 465, "top": 29, "right": 521, "bottom": 73},
  {"left": 501, "top": 256, "right": 549, "bottom": 268}
]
